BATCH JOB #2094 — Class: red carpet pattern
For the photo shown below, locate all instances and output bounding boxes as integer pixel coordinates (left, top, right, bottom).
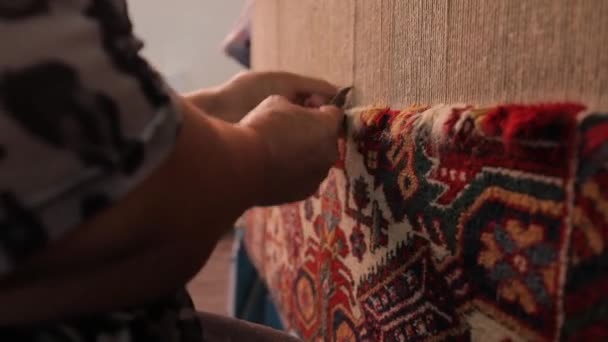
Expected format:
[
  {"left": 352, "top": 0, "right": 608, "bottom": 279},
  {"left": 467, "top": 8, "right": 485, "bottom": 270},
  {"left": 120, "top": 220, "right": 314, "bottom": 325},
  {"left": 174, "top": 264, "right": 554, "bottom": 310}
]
[{"left": 241, "top": 103, "right": 608, "bottom": 341}]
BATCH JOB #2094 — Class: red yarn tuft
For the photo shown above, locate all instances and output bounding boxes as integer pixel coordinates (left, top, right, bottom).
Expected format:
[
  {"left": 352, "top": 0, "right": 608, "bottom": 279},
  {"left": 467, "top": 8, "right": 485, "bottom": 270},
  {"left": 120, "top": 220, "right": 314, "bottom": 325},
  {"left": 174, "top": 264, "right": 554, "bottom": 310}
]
[
  {"left": 583, "top": 123, "right": 608, "bottom": 156},
  {"left": 443, "top": 108, "right": 463, "bottom": 136},
  {"left": 481, "top": 103, "right": 586, "bottom": 150}
]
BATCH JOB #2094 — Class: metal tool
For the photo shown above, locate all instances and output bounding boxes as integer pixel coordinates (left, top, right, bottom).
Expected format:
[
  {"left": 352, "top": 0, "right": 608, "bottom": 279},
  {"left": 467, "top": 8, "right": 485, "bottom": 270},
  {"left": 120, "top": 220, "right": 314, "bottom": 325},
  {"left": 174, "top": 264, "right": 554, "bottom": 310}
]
[{"left": 330, "top": 86, "right": 353, "bottom": 108}]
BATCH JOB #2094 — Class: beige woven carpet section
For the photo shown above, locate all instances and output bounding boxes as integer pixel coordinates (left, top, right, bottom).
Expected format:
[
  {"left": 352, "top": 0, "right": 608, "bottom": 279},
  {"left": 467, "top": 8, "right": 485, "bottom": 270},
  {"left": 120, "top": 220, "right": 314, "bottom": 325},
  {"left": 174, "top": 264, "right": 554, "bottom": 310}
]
[{"left": 252, "top": 0, "right": 607, "bottom": 110}]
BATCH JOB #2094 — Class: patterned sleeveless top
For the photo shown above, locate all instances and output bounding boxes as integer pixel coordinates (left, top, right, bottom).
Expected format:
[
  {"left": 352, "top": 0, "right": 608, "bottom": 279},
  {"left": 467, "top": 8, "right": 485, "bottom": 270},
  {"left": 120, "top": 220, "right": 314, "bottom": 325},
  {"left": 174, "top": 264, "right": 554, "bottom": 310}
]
[{"left": 0, "top": 0, "right": 201, "bottom": 340}]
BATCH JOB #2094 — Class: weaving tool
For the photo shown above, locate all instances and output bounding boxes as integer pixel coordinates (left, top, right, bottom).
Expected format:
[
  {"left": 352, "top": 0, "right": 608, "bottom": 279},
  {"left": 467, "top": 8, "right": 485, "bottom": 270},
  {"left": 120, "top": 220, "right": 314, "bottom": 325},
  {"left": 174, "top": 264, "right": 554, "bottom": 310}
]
[
  {"left": 330, "top": 86, "right": 353, "bottom": 132},
  {"left": 330, "top": 86, "right": 352, "bottom": 108}
]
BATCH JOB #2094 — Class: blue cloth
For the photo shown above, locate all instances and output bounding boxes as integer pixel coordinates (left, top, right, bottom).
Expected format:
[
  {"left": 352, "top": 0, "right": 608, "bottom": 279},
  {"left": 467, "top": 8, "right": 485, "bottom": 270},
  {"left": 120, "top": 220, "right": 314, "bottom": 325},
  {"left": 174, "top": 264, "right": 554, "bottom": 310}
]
[{"left": 232, "top": 229, "right": 283, "bottom": 330}]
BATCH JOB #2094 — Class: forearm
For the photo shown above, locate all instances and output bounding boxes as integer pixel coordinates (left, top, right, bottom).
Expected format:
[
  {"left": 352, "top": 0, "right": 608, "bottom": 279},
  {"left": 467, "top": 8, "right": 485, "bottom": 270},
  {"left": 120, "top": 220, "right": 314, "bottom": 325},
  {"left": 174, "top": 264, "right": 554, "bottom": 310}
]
[
  {"left": 0, "top": 228, "right": 226, "bottom": 325},
  {"left": 0, "top": 99, "right": 266, "bottom": 307}
]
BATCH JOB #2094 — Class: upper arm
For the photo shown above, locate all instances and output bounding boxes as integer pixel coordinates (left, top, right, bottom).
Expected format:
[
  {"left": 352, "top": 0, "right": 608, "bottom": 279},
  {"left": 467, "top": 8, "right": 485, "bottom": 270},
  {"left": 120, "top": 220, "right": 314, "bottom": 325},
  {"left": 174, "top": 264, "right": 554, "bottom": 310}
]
[{"left": 0, "top": 0, "right": 180, "bottom": 276}]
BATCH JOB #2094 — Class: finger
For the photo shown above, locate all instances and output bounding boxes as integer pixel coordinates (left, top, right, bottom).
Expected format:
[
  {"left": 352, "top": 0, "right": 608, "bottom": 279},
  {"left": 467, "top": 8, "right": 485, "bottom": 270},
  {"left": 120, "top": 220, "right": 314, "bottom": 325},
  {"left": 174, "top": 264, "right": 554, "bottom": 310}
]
[
  {"left": 303, "top": 94, "right": 327, "bottom": 108},
  {"left": 282, "top": 72, "right": 338, "bottom": 98},
  {"left": 280, "top": 98, "right": 341, "bottom": 124},
  {"left": 259, "top": 94, "right": 290, "bottom": 107}
]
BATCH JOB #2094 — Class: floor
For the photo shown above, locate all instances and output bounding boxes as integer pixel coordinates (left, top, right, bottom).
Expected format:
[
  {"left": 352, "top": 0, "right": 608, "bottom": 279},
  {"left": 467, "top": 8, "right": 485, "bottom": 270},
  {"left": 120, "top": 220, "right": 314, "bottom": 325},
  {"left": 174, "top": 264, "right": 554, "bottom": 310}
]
[{"left": 187, "top": 235, "right": 235, "bottom": 315}]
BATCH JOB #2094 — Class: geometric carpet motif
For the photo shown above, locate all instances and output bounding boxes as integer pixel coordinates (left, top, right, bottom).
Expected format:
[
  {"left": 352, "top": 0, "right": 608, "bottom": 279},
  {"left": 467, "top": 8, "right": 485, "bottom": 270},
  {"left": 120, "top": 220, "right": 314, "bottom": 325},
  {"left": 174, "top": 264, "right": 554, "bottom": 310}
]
[{"left": 240, "top": 103, "right": 608, "bottom": 341}]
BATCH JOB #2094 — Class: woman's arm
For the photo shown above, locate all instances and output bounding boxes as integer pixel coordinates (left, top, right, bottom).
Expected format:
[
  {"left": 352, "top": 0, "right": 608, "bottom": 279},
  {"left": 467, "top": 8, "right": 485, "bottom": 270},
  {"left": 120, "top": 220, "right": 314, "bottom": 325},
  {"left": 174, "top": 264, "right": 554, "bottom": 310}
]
[
  {"left": 5, "top": 70, "right": 339, "bottom": 280},
  {"left": 0, "top": 0, "right": 341, "bottom": 326},
  {"left": 4, "top": 99, "right": 258, "bottom": 278},
  {"left": 0, "top": 94, "right": 342, "bottom": 325}
]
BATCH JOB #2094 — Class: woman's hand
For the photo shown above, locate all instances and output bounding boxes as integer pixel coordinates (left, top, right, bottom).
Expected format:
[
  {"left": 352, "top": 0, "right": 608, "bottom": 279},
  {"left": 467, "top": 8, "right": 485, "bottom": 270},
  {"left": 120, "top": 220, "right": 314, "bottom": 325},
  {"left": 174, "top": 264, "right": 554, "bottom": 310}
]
[
  {"left": 239, "top": 95, "right": 343, "bottom": 205},
  {"left": 187, "top": 71, "right": 338, "bottom": 122}
]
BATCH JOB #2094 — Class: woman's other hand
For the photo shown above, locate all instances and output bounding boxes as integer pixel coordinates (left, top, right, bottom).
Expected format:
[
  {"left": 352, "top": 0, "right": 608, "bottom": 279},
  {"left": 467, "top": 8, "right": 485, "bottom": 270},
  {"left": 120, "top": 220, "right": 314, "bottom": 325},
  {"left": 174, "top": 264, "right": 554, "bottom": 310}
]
[{"left": 187, "top": 71, "right": 338, "bottom": 122}]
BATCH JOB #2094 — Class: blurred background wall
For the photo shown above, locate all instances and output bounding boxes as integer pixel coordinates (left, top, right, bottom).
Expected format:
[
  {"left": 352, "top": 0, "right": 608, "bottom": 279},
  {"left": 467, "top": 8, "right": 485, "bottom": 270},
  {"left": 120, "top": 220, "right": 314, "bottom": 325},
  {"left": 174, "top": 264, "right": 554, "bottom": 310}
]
[{"left": 129, "top": 0, "right": 246, "bottom": 92}]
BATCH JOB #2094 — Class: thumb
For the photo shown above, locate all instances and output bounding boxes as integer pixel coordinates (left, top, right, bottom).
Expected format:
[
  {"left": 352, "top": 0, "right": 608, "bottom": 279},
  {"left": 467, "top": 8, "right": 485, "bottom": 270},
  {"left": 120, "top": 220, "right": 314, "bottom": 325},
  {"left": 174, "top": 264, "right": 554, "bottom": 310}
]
[
  {"left": 300, "top": 105, "right": 343, "bottom": 130},
  {"left": 318, "top": 105, "right": 344, "bottom": 128},
  {"left": 319, "top": 105, "right": 344, "bottom": 134}
]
